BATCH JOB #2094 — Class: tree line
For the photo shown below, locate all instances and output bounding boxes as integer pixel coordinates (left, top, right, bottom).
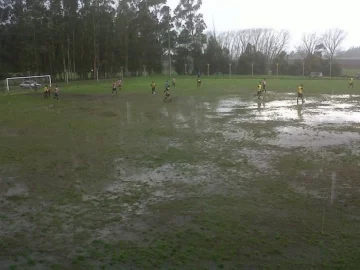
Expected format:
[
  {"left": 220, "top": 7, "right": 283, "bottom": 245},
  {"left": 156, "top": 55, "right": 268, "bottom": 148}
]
[{"left": 0, "top": 0, "right": 351, "bottom": 80}]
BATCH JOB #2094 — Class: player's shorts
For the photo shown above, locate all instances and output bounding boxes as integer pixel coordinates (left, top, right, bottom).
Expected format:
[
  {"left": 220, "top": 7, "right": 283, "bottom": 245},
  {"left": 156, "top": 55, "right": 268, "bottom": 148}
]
[
  {"left": 349, "top": 83, "right": 354, "bottom": 86},
  {"left": 298, "top": 93, "right": 303, "bottom": 98},
  {"left": 165, "top": 92, "right": 170, "bottom": 96},
  {"left": 152, "top": 87, "right": 155, "bottom": 91},
  {"left": 262, "top": 85, "right": 266, "bottom": 90},
  {"left": 112, "top": 88, "right": 116, "bottom": 92}
]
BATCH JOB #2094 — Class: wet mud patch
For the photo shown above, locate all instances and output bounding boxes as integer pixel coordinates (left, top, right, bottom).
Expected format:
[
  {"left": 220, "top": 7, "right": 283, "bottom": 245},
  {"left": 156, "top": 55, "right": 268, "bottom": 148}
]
[{"left": 265, "top": 126, "right": 360, "bottom": 148}]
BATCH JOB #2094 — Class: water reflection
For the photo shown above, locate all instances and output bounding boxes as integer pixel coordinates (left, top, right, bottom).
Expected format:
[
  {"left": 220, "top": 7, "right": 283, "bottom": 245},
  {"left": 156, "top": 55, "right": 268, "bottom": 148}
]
[{"left": 297, "top": 104, "right": 304, "bottom": 121}]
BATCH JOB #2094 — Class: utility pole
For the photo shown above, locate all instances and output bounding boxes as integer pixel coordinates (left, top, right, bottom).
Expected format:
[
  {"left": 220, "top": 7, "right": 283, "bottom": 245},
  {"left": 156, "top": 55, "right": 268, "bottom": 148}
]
[
  {"left": 276, "top": 63, "right": 279, "bottom": 79},
  {"left": 252, "top": 62, "right": 254, "bottom": 76},
  {"left": 207, "top": 64, "right": 210, "bottom": 77},
  {"left": 184, "top": 64, "right": 187, "bottom": 75},
  {"left": 229, "top": 63, "right": 232, "bottom": 76}
]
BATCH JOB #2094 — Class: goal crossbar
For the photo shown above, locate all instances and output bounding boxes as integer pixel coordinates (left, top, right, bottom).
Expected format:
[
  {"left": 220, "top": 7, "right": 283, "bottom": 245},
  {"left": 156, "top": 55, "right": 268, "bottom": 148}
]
[{"left": 6, "top": 75, "right": 52, "bottom": 92}]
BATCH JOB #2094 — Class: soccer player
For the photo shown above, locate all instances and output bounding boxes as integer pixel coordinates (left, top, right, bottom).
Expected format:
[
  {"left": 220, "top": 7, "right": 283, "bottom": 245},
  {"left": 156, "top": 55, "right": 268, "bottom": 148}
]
[
  {"left": 348, "top": 77, "right": 354, "bottom": 88},
  {"left": 164, "top": 85, "right": 171, "bottom": 102},
  {"left": 297, "top": 84, "right": 304, "bottom": 104},
  {"left": 172, "top": 77, "right": 176, "bottom": 87},
  {"left": 151, "top": 81, "right": 156, "bottom": 95},
  {"left": 44, "top": 85, "right": 49, "bottom": 99},
  {"left": 53, "top": 85, "right": 59, "bottom": 100},
  {"left": 112, "top": 81, "right": 117, "bottom": 95},
  {"left": 262, "top": 79, "right": 267, "bottom": 93},
  {"left": 197, "top": 78, "right": 201, "bottom": 87},
  {"left": 197, "top": 71, "right": 201, "bottom": 79},
  {"left": 165, "top": 80, "right": 169, "bottom": 90},
  {"left": 118, "top": 79, "right": 123, "bottom": 91},
  {"left": 256, "top": 81, "right": 262, "bottom": 99}
]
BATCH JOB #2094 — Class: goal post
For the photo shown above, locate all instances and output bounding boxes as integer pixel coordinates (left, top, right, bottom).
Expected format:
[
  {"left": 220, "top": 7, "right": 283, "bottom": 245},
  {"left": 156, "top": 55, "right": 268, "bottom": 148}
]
[{"left": 5, "top": 75, "right": 52, "bottom": 92}]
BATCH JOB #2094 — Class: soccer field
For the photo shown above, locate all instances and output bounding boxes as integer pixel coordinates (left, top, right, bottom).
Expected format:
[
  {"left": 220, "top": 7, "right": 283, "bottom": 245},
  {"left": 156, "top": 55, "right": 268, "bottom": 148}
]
[{"left": 1, "top": 77, "right": 360, "bottom": 269}]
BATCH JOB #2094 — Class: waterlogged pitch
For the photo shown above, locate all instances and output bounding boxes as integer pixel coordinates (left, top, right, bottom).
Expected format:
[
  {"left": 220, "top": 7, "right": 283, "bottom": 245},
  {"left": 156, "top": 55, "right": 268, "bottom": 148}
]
[{"left": 1, "top": 77, "right": 360, "bottom": 269}]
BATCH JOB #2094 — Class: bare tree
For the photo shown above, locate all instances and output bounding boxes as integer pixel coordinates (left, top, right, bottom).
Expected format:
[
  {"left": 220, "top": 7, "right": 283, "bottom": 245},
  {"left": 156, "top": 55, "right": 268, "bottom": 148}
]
[
  {"left": 216, "top": 28, "right": 290, "bottom": 67},
  {"left": 296, "top": 33, "right": 321, "bottom": 73},
  {"left": 299, "top": 33, "right": 320, "bottom": 55},
  {"left": 322, "top": 29, "right": 347, "bottom": 77}
]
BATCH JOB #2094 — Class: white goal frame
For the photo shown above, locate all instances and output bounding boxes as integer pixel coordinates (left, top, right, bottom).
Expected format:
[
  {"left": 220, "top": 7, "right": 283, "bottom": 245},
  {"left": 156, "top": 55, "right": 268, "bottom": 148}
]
[{"left": 6, "top": 75, "right": 52, "bottom": 92}]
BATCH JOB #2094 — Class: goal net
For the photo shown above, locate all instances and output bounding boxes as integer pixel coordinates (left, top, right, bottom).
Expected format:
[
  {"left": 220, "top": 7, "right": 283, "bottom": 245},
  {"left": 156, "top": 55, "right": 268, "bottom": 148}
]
[{"left": 5, "top": 75, "right": 52, "bottom": 93}]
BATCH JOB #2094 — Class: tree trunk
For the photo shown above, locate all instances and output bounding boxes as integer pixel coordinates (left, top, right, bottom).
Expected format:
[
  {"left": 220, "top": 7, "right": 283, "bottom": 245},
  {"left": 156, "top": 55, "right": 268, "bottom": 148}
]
[
  {"left": 67, "top": 35, "right": 71, "bottom": 75},
  {"left": 33, "top": 27, "right": 38, "bottom": 74},
  {"left": 330, "top": 59, "right": 332, "bottom": 78},
  {"left": 73, "top": 30, "right": 76, "bottom": 78},
  {"left": 93, "top": 10, "right": 97, "bottom": 80},
  {"left": 125, "top": 26, "right": 129, "bottom": 74},
  {"left": 62, "top": 43, "right": 67, "bottom": 81}
]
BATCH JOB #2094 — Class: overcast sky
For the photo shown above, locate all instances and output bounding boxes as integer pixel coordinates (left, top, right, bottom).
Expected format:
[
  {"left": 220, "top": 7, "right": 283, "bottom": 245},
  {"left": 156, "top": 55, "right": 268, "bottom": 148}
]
[{"left": 167, "top": 0, "right": 360, "bottom": 51}]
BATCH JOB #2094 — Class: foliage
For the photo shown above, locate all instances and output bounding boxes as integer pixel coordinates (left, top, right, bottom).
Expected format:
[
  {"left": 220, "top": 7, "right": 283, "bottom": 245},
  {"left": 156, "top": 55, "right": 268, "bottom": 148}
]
[{"left": 237, "top": 43, "right": 266, "bottom": 75}]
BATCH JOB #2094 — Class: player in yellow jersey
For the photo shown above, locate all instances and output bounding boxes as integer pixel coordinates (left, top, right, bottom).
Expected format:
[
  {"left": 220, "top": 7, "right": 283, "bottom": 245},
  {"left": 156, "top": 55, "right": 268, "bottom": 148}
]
[
  {"left": 151, "top": 81, "right": 156, "bottom": 95},
  {"left": 348, "top": 78, "right": 354, "bottom": 88},
  {"left": 256, "top": 81, "right": 262, "bottom": 99},
  {"left": 172, "top": 77, "right": 176, "bottom": 87},
  {"left": 44, "top": 85, "right": 49, "bottom": 99},
  {"left": 297, "top": 84, "right": 304, "bottom": 104}
]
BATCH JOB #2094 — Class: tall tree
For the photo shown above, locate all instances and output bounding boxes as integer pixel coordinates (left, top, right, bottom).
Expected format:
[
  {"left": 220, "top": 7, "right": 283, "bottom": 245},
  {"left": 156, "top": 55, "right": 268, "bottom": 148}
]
[
  {"left": 296, "top": 33, "right": 321, "bottom": 73},
  {"left": 174, "top": 0, "right": 206, "bottom": 73},
  {"left": 322, "top": 29, "right": 347, "bottom": 77}
]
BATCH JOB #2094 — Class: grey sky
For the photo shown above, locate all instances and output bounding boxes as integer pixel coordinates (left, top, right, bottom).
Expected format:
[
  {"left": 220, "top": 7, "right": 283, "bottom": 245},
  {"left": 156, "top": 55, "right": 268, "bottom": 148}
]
[{"left": 168, "top": 0, "right": 360, "bottom": 51}]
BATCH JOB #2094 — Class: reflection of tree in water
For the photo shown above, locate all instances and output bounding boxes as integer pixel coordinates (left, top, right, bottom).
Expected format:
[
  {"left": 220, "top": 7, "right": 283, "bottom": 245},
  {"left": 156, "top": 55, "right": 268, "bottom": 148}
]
[
  {"left": 297, "top": 104, "right": 304, "bottom": 121},
  {"left": 257, "top": 101, "right": 265, "bottom": 113}
]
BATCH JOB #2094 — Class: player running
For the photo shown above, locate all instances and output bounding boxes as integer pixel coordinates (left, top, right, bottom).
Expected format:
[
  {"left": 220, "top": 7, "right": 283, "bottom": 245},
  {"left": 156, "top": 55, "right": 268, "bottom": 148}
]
[
  {"left": 262, "top": 79, "right": 267, "bottom": 93},
  {"left": 297, "top": 84, "right": 305, "bottom": 104},
  {"left": 118, "top": 79, "right": 123, "bottom": 91},
  {"left": 197, "top": 78, "right": 202, "bottom": 87},
  {"left": 151, "top": 81, "right": 156, "bottom": 95},
  {"left": 44, "top": 85, "right": 49, "bottom": 99},
  {"left": 172, "top": 77, "right": 176, "bottom": 87},
  {"left": 256, "top": 81, "right": 262, "bottom": 99},
  {"left": 112, "top": 81, "right": 117, "bottom": 95},
  {"left": 53, "top": 85, "right": 59, "bottom": 100},
  {"left": 164, "top": 85, "right": 171, "bottom": 102},
  {"left": 348, "top": 77, "right": 354, "bottom": 88}
]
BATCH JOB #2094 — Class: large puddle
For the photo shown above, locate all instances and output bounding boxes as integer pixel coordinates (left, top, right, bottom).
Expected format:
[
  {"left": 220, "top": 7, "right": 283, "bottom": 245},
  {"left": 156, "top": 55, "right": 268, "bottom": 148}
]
[
  {"left": 196, "top": 94, "right": 360, "bottom": 148},
  {"left": 210, "top": 94, "right": 360, "bottom": 126}
]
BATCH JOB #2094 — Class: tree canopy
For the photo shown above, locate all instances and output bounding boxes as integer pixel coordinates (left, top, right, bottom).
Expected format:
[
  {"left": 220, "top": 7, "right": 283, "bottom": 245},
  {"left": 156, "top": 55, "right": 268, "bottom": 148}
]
[{"left": 0, "top": 1, "right": 350, "bottom": 79}]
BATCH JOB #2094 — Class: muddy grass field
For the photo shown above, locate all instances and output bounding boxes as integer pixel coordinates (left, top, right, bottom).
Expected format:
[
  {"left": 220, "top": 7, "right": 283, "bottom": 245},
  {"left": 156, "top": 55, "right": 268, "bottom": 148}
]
[{"left": 1, "top": 77, "right": 360, "bottom": 269}]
